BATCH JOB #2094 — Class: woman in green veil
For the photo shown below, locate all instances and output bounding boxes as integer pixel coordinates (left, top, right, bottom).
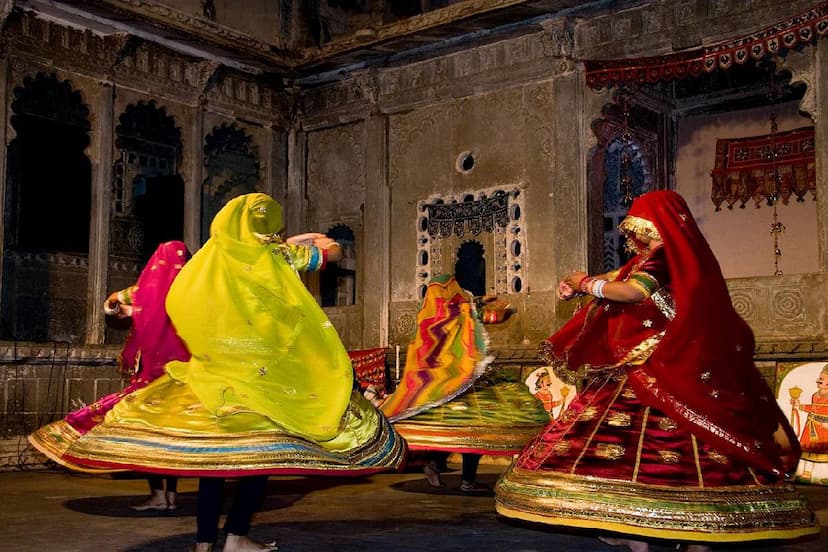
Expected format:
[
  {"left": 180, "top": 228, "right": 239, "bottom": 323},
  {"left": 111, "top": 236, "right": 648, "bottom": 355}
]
[{"left": 55, "top": 193, "right": 405, "bottom": 551}]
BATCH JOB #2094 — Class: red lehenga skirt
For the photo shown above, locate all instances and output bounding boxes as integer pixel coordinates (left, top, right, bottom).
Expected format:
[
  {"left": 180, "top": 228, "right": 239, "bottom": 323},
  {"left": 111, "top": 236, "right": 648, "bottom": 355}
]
[{"left": 495, "top": 370, "right": 819, "bottom": 543}]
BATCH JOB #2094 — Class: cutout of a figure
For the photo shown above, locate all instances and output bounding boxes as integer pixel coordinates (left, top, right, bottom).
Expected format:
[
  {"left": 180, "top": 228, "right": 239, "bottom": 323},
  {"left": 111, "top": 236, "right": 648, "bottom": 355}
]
[{"left": 790, "top": 364, "right": 828, "bottom": 483}]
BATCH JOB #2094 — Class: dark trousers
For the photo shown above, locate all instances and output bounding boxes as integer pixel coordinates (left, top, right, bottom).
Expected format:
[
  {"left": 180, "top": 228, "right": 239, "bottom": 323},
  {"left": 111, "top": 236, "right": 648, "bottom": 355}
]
[
  {"left": 428, "top": 452, "right": 482, "bottom": 482},
  {"left": 196, "top": 476, "right": 269, "bottom": 543},
  {"left": 147, "top": 476, "right": 178, "bottom": 493}
]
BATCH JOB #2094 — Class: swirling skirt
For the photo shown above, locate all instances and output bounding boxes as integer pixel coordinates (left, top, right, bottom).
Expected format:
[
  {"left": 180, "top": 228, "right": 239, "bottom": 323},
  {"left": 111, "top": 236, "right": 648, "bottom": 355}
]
[
  {"left": 29, "top": 374, "right": 406, "bottom": 477},
  {"left": 393, "top": 370, "right": 551, "bottom": 455},
  {"left": 495, "top": 373, "right": 819, "bottom": 542}
]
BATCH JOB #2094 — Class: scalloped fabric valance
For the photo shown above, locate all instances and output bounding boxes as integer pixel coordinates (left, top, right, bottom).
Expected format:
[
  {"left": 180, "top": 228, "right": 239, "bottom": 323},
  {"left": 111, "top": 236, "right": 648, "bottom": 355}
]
[{"left": 585, "top": 2, "right": 828, "bottom": 89}]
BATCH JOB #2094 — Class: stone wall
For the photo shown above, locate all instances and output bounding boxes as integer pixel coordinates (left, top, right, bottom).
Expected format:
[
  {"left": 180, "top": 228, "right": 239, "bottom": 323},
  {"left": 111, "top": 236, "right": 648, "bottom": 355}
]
[{"left": 0, "top": 342, "right": 123, "bottom": 470}]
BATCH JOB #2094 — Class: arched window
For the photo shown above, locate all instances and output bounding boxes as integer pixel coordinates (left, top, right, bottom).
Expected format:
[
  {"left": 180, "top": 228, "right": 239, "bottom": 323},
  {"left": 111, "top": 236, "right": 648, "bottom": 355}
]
[
  {"left": 202, "top": 124, "right": 260, "bottom": 244},
  {"left": 113, "top": 101, "right": 184, "bottom": 263},
  {"left": 602, "top": 138, "right": 649, "bottom": 271},
  {"left": 2, "top": 73, "right": 91, "bottom": 341},
  {"left": 321, "top": 224, "right": 356, "bottom": 307},
  {"left": 6, "top": 73, "right": 91, "bottom": 253}
]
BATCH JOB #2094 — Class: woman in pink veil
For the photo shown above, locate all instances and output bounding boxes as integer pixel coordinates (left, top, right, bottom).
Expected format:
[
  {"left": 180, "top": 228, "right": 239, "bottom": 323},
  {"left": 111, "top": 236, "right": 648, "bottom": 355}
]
[{"left": 30, "top": 240, "right": 191, "bottom": 510}]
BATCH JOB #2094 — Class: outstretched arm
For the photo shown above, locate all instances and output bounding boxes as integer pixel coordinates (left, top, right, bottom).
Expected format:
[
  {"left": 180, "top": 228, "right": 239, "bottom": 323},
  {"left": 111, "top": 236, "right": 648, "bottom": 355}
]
[{"left": 561, "top": 271, "right": 649, "bottom": 304}]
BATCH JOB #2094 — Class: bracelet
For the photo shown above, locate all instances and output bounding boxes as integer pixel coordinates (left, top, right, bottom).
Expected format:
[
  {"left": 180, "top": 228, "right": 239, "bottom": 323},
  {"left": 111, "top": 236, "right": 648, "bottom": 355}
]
[
  {"left": 578, "top": 277, "right": 607, "bottom": 299},
  {"left": 103, "top": 300, "right": 121, "bottom": 316}
]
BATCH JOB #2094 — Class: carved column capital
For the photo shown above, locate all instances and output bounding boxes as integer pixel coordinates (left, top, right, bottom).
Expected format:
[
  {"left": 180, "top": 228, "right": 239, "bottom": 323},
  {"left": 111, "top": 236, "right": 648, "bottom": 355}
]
[
  {"left": 781, "top": 49, "right": 819, "bottom": 123},
  {"left": 0, "top": 0, "right": 12, "bottom": 27},
  {"left": 540, "top": 17, "right": 575, "bottom": 59},
  {"left": 193, "top": 60, "right": 221, "bottom": 102}
]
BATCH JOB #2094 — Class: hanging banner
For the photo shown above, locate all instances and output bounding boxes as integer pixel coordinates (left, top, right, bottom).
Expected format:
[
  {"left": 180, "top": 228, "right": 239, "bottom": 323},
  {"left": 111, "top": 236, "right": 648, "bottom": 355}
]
[{"left": 710, "top": 126, "right": 815, "bottom": 210}]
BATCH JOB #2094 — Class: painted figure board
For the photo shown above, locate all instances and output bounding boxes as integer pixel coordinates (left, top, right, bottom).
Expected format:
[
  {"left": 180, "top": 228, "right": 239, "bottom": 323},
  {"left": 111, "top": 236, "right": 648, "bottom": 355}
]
[{"left": 776, "top": 362, "right": 828, "bottom": 485}]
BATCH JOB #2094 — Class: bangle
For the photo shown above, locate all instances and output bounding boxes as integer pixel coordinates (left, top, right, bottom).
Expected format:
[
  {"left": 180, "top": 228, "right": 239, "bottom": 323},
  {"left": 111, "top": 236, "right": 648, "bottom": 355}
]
[
  {"left": 593, "top": 279, "right": 607, "bottom": 299},
  {"left": 103, "top": 300, "right": 120, "bottom": 316},
  {"left": 579, "top": 276, "right": 607, "bottom": 299}
]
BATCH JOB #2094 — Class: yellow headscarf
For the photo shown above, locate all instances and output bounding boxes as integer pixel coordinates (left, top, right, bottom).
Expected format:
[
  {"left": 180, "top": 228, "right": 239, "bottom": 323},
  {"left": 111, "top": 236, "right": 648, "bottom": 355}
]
[{"left": 165, "top": 193, "right": 353, "bottom": 441}]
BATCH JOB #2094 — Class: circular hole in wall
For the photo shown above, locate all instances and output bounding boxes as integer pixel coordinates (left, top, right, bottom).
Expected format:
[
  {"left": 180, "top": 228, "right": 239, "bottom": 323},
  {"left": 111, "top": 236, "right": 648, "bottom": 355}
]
[
  {"left": 510, "top": 204, "right": 521, "bottom": 221},
  {"left": 510, "top": 240, "right": 521, "bottom": 257},
  {"left": 418, "top": 250, "right": 429, "bottom": 265},
  {"left": 418, "top": 216, "right": 429, "bottom": 232},
  {"left": 511, "top": 276, "right": 523, "bottom": 293},
  {"left": 455, "top": 151, "right": 476, "bottom": 174}
]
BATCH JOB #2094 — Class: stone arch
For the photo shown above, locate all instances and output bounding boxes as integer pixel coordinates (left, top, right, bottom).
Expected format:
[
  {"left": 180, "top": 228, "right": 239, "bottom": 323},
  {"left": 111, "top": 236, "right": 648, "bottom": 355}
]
[
  {"left": 2, "top": 73, "right": 92, "bottom": 341},
  {"left": 588, "top": 93, "right": 660, "bottom": 273},
  {"left": 6, "top": 73, "right": 92, "bottom": 253},
  {"left": 201, "top": 123, "right": 261, "bottom": 243},
  {"left": 112, "top": 100, "right": 184, "bottom": 263},
  {"left": 321, "top": 223, "right": 356, "bottom": 307}
]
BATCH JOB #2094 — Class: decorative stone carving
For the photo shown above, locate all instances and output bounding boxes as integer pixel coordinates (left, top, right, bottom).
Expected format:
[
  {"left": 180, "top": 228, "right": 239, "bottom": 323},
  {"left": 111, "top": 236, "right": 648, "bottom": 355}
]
[
  {"left": 416, "top": 185, "right": 527, "bottom": 297},
  {"left": 729, "top": 289, "right": 756, "bottom": 322},
  {"left": 783, "top": 48, "right": 818, "bottom": 122},
  {"left": 540, "top": 18, "right": 574, "bottom": 59},
  {"left": 391, "top": 307, "right": 417, "bottom": 345},
  {"left": 770, "top": 287, "right": 806, "bottom": 324},
  {"left": 306, "top": 122, "right": 365, "bottom": 220}
]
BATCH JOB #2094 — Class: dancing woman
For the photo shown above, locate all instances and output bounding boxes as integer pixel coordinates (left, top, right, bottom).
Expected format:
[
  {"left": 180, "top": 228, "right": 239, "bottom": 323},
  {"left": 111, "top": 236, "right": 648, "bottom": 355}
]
[
  {"left": 495, "top": 190, "right": 818, "bottom": 549},
  {"left": 381, "top": 274, "right": 548, "bottom": 491},
  {"left": 31, "top": 194, "right": 405, "bottom": 552},
  {"left": 30, "top": 241, "right": 191, "bottom": 510}
]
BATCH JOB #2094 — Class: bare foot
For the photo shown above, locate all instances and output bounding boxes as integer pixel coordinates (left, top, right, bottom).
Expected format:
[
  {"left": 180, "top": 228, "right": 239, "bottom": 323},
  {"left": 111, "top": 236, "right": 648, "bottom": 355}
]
[
  {"left": 224, "top": 534, "right": 277, "bottom": 552},
  {"left": 166, "top": 491, "right": 178, "bottom": 510},
  {"left": 599, "top": 536, "right": 649, "bottom": 552},
  {"left": 423, "top": 461, "right": 445, "bottom": 488},
  {"left": 130, "top": 490, "right": 168, "bottom": 512}
]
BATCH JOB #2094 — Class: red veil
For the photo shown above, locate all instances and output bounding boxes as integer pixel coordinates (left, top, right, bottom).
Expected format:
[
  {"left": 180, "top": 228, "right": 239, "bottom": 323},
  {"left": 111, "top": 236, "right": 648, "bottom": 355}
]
[{"left": 544, "top": 190, "right": 799, "bottom": 477}]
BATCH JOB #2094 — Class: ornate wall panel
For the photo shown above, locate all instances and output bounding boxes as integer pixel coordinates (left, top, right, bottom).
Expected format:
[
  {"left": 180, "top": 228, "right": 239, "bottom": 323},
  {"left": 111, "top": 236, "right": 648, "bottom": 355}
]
[
  {"left": 728, "top": 273, "right": 828, "bottom": 357},
  {"left": 306, "top": 121, "right": 365, "bottom": 225}
]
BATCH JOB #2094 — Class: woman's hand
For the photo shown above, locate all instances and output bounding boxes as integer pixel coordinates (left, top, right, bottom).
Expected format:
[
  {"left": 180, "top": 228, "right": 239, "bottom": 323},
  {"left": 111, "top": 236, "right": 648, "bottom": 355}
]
[
  {"left": 563, "top": 271, "right": 588, "bottom": 293},
  {"left": 286, "top": 232, "right": 327, "bottom": 246},
  {"left": 311, "top": 236, "right": 338, "bottom": 250},
  {"left": 103, "top": 291, "right": 131, "bottom": 319},
  {"left": 557, "top": 280, "right": 577, "bottom": 300}
]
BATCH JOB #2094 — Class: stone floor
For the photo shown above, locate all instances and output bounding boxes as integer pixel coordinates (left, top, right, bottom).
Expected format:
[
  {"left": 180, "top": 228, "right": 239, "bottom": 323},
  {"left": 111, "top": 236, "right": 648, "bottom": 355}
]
[{"left": 0, "top": 463, "right": 826, "bottom": 552}]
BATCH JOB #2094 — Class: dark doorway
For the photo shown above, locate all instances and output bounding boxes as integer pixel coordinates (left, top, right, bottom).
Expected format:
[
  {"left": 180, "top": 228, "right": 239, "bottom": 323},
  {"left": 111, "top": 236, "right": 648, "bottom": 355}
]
[{"left": 454, "top": 241, "right": 485, "bottom": 297}]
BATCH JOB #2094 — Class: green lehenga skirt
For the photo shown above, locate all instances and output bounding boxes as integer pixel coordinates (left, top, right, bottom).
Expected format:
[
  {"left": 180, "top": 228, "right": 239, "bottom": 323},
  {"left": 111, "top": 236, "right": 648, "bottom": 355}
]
[
  {"left": 393, "top": 368, "right": 551, "bottom": 455},
  {"left": 30, "top": 373, "right": 406, "bottom": 477}
]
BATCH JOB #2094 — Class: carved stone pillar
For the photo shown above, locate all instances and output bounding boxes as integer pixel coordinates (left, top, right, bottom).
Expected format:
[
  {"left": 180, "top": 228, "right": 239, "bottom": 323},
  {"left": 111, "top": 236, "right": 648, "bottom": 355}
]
[
  {"left": 264, "top": 124, "right": 287, "bottom": 206},
  {"left": 362, "top": 114, "right": 389, "bottom": 346},
  {"left": 86, "top": 82, "right": 115, "bottom": 344},
  {"left": 550, "top": 69, "right": 592, "bottom": 322},
  {"left": 0, "top": 47, "right": 8, "bottom": 308},
  {"left": 285, "top": 127, "right": 306, "bottom": 234},
  {"left": 814, "top": 44, "right": 828, "bottom": 272},
  {"left": 185, "top": 106, "right": 204, "bottom": 251}
]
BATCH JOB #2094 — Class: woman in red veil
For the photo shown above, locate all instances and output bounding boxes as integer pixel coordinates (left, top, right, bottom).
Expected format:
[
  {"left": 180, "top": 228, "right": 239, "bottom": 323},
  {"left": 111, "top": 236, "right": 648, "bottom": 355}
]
[{"left": 495, "top": 191, "right": 818, "bottom": 549}]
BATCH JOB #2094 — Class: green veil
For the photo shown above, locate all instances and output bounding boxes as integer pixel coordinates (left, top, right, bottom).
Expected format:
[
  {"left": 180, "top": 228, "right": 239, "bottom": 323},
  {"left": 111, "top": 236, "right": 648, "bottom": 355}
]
[{"left": 165, "top": 193, "right": 353, "bottom": 442}]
